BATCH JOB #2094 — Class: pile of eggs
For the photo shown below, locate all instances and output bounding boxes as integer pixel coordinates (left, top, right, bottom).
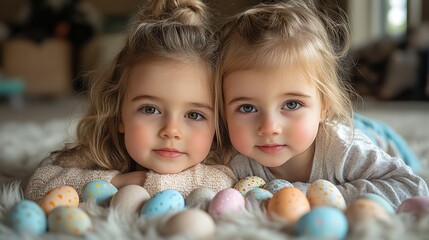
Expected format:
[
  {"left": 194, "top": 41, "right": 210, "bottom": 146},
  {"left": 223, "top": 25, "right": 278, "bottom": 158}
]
[
  {"left": 7, "top": 177, "right": 429, "bottom": 238},
  {"left": 231, "top": 176, "right": 429, "bottom": 239}
]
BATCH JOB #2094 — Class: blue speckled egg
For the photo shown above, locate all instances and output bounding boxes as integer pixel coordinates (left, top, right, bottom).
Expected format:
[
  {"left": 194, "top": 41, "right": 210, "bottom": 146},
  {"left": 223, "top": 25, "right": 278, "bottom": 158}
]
[
  {"left": 263, "top": 179, "right": 293, "bottom": 194},
  {"left": 295, "top": 207, "right": 348, "bottom": 240},
  {"left": 244, "top": 188, "right": 273, "bottom": 208},
  {"left": 361, "top": 193, "right": 394, "bottom": 214},
  {"left": 82, "top": 180, "right": 118, "bottom": 206},
  {"left": 140, "top": 189, "right": 185, "bottom": 217},
  {"left": 48, "top": 206, "right": 92, "bottom": 235},
  {"left": 8, "top": 200, "right": 47, "bottom": 235}
]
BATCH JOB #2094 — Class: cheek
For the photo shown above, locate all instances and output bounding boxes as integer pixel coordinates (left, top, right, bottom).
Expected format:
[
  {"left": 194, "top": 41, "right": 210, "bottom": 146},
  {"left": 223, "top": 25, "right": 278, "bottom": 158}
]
[
  {"left": 123, "top": 123, "right": 154, "bottom": 157},
  {"left": 188, "top": 128, "right": 214, "bottom": 158},
  {"left": 290, "top": 119, "right": 319, "bottom": 148},
  {"left": 227, "top": 118, "right": 253, "bottom": 152}
]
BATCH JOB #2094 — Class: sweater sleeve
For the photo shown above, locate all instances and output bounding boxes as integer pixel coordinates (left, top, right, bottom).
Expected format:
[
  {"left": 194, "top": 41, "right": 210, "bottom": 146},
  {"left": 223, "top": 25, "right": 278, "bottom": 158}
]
[
  {"left": 143, "top": 164, "right": 237, "bottom": 198},
  {"left": 310, "top": 124, "right": 429, "bottom": 209},
  {"left": 24, "top": 154, "right": 120, "bottom": 202}
]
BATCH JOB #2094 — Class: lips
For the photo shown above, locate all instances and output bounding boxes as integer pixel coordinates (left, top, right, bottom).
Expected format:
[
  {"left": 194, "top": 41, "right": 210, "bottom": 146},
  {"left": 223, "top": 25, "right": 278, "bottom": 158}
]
[
  {"left": 256, "top": 144, "right": 285, "bottom": 154},
  {"left": 153, "top": 148, "right": 183, "bottom": 158}
]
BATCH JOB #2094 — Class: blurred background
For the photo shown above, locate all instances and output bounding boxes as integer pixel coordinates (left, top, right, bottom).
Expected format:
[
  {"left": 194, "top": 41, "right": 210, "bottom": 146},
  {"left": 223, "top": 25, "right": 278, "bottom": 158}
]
[{"left": 0, "top": 0, "right": 428, "bottom": 122}]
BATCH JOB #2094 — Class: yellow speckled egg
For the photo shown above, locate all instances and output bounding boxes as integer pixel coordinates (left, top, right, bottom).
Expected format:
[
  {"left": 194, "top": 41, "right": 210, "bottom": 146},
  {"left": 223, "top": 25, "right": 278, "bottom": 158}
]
[
  {"left": 234, "top": 176, "right": 266, "bottom": 195},
  {"left": 267, "top": 187, "right": 310, "bottom": 223},
  {"left": 48, "top": 206, "right": 92, "bottom": 235},
  {"left": 306, "top": 179, "right": 346, "bottom": 210},
  {"left": 345, "top": 198, "right": 391, "bottom": 227},
  {"left": 39, "top": 186, "right": 79, "bottom": 215}
]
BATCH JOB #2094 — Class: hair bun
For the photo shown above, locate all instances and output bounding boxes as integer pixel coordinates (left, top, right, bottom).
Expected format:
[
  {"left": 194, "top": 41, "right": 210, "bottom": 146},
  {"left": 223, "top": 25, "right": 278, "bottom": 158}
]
[{"left": 141, "top": 0, "right": 207, "bottom": 25}]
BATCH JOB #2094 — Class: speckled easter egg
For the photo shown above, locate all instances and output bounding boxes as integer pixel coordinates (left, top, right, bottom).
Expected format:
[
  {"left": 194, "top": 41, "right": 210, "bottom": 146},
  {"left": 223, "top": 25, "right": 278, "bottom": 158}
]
[
  {"left": 208, "top": 188, "right": 245, "bottom": 217},
  {"left": 48, "top": 206, "right": 92, "bottom": 235},
  {"left": 110, "top": 185, "right": 150, "bottom": 213},
  {"left": 8, "top": 200, "right": 47, "bottom": 235},
  {"left": 160, "top": 208, "right": 216, "bottom": 238},
  {"left": 244, "top": 188, "right": 273, "bottom": 209},
  {"left": 82, "top": 180, "right": 118, "bottom": 206},
  {"left": 295, "top": 207, "right": 348, "bottom": 239},
  {"left": 263, "top": 179, "right": 293, "bottom": 194},
  {"left": 267, "top": 187, "right": 310, "bottom": 223},
  {"left": 345, "top": 198, "right": 391, "bottom": 226},
  {"left": 306, "top": 179, "right": 346, "bottom": 210},
  {"left": 185, "top": 187, "right": 216, "bottom": 210},
  {"left": 397, "top": 196, "right": 429, "bottom": 217},
  {"left": 39, "top": 186, "right": 79, "bottom": 214},
  {"left": 361, "top": 193, "right": 395, "bottom": 214},
  {"left": 140, "top": 189, "right": 185, "bottom": 217},
  {"left": 234, "top": 176, "right": 266, "bottom": 195}
]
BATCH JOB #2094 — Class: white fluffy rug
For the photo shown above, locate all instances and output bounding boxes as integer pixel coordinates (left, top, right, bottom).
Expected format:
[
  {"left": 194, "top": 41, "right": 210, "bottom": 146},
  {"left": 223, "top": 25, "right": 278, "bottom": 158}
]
[{"left": 1, "top": 101, "right": 429, "bottom": 239}]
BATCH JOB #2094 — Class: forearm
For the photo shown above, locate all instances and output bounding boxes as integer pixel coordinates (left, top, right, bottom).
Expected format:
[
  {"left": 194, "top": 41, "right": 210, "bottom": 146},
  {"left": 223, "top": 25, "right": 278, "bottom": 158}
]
[{"left": 24, "top": 164, "right": 120, "bottom": 202}]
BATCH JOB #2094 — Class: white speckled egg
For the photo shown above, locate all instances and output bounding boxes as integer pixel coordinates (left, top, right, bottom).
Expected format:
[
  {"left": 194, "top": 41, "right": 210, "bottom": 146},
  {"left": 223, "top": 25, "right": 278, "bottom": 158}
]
[
  {"left": 8, "top": 200, "right": 47, "bottom": 235},
  {"left": 234, "top": 176, "right": 266, "bottom": 195},
  {"left": 39, "top": 186, "right": 79, "bottom": 215},
  {"left": 208, "top": 188, "right": 245, "bottom": 217},
  {"left": 140, "top": 189, "right": 185, "bottom": 217},
  {"left": 306, "top": 179, "right": 346, "bottom": 210},
  {"left": 185, "top": 187, "right": 216, "bottom": 209},
  {"left": 110, "top": 185, "right": 150, "bottom": 213},
  {"left": 263, "top": 179, "right": 293, "bottom": 194},
  {"left": 160, "top": 208, "right": 215, "bottom": 238},
  {"left": 48, "top": 206, "right": 92, "bottom": 235},
  {"left": 295, "top": 207, "right": 348, "bottom": 239},
  {"left": 82, "top": 180, "right": 118, "bottom": 206}
]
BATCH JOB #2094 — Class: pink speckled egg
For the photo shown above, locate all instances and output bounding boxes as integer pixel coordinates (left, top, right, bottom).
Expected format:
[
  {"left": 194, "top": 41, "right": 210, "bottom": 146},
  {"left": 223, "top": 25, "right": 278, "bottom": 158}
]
[
  {"left": 267, "top": 187, "right": 310, "bottom": 223},
  {"left": 397, "top": 196, "right": 429, "bottom": 217},
  {"left": 39, "top": 186, "right": 79, "bottom": 215},
  {"left": 208, "top": 188, "right": 245, "bottom": 217},
  {"left": 234, "top": 176, "right": 266, "bottom": 195}
]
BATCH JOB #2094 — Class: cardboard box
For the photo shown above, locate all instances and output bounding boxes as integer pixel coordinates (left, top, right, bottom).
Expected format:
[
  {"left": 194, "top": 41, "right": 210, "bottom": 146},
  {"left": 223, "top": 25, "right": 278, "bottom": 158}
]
[{"left": 2, "top": 38, "right": 72, "bottom": 97}]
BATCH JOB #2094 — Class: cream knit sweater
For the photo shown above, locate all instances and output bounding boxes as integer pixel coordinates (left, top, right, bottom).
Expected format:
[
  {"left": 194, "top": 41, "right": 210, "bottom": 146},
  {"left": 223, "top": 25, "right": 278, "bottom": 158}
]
[{"left": 24, "top": 152, "right": 237, "bottom": 202}]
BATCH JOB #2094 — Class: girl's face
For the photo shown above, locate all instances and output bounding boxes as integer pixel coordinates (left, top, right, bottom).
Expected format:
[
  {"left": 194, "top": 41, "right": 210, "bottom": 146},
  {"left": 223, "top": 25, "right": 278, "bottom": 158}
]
[
  {"left": 223, "top": 65, "right": 323, "bottom": 169},
  {"left": 120, "top": 58, "right": 214, "bottom": 174}
]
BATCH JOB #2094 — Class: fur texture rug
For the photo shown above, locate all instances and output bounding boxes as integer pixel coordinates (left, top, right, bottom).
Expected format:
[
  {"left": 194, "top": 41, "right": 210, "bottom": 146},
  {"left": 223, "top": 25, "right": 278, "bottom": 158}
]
[{"left": 1, "top": 102, "right": 429, "bottom": 239}]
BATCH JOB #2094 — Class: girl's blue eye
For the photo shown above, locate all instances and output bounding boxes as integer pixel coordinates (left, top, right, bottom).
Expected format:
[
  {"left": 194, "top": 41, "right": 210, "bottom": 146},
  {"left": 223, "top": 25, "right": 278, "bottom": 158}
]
[
  {"left": 238, "top": 104, "right": 257, "bottom": 113},
  {"left": 140, "top": 106, "right": 160, "bottom": 114},
  {"left": 186, "top": 112, "right": 205, "bottom": 121},
  {"left": 282, "top": 101, "right": 301, "bottom": 110}
]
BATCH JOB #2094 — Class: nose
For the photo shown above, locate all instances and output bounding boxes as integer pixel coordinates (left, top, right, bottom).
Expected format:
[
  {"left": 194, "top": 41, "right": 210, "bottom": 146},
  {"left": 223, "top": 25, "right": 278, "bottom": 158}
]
[
  {"left": 257, "top": 114, "right": 282, "bottom": 136},
  {"left": 160, "top": 118, "right": 182, "bottom": 140}
]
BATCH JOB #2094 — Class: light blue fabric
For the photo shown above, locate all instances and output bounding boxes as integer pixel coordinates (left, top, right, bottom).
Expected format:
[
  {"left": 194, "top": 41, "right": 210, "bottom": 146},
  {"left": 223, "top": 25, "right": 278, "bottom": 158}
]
[{"left": 354, "top": 113, "right": 420, "bottom": 172}]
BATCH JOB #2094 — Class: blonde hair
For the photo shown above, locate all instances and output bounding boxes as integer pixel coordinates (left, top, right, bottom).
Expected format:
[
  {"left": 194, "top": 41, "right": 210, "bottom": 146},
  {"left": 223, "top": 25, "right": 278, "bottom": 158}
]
[
  {"left": 214, "top": 0, "right": 355, "bottom": 157},
  {"left": 56, "top": 0, "right": 217, "bottom": 172}
]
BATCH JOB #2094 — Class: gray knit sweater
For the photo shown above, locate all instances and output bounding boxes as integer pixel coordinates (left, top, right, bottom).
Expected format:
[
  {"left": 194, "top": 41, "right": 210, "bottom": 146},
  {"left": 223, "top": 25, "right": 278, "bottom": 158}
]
[{"left": 228, "top": 123, "right": 428, "bottom": 209}]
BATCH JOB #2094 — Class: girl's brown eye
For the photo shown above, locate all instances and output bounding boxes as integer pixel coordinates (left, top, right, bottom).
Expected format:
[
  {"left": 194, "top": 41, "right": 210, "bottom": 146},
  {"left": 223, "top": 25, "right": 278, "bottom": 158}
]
[
  {"left": 186, "top": 112, "right": 205, "bottom": 121},
  {"left": 140, "top": 106, "right": 160, "bottom": 114}
]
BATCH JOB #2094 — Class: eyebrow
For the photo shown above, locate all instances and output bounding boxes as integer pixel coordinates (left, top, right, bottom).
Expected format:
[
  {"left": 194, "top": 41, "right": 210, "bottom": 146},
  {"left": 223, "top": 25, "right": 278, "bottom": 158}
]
[
  {"left": 227, "top": 92, "right": 312, "bottom": 105},
  {"left": 132, "top": 95, "right": 213, "bottom": 111}
]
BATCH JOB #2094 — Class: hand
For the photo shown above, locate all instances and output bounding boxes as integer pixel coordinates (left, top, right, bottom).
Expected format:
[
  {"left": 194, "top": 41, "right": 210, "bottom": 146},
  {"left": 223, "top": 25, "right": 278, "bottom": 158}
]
[{"left": 110, "top": 171, "right": 147, "bottom": 189}]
